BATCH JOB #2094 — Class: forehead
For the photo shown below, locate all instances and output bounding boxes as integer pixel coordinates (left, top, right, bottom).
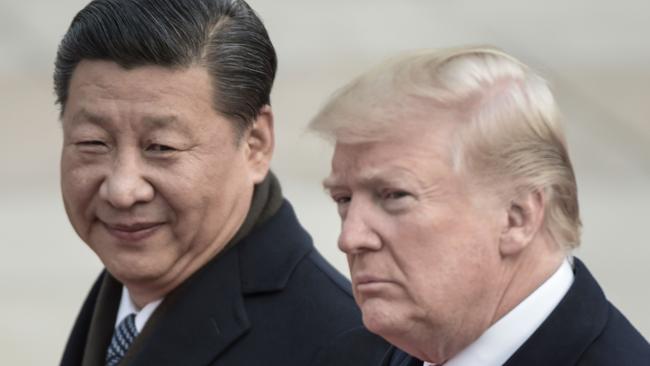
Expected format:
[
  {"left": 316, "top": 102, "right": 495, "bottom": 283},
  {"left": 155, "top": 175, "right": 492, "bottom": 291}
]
[
  {"left": 63, "top": 60, "right": 217, "bottom": 128},
  {"left": 327, "top": 119, "right": 459, "bottom": 186}
]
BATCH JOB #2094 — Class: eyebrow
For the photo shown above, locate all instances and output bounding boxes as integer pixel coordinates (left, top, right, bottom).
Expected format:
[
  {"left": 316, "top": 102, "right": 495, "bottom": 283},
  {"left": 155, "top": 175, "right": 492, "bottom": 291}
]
[
  {"left": 141, "top": 115, "right": 179, "bottom": 129},
  {"left": 323, "top": 166, "right": 433, "bottom": 193},
  {"left": 323, "top": 168, "right": 401, "bottom": 190},
  {"left": 69, "top": 109, "right": 192, "bottom": 135},
  {"left": 70, "top": 109, "right": 111, "bottom": 127},
  {"left": 322, "top": 175, "right": 339, "bottom": 190},
  {"left": 141, "top": 115, "right": 194, "bottom": 136}
]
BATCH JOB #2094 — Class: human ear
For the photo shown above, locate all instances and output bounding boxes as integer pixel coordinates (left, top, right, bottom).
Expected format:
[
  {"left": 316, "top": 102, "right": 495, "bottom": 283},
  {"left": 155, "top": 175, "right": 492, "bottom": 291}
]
[
  {"left": 243, "top": 105, "right": 275, "bottom": 183},
  {"left": 499, "top": 189, "right": 545, "bottom": 257}
]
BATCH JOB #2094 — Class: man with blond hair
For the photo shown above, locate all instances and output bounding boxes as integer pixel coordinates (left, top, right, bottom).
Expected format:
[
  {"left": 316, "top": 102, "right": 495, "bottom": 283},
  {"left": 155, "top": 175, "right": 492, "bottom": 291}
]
[{"left": 310, "top": 46, "right": 649, "bottom": 365}]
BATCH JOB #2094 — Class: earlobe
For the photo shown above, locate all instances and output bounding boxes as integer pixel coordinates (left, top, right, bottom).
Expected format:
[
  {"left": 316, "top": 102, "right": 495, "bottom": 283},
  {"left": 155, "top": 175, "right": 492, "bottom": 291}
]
[
  {"left": 245, "top": 105, "right": 274, "bottom": 183},
  {"left": 499, "top": 190, "right": 545, "bottom": 257}
]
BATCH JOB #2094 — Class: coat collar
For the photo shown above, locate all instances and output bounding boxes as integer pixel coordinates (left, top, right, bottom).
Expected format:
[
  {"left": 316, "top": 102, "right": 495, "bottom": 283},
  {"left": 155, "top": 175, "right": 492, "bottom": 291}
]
[
  {"left": 80, "top": 273, "right": 121, "bottom": 366},
  {"left": 503, "top": 258, "right": 609, "bottom": 365},
  {"left": 237, "top": 200, "right": 313, "bottom": 294},
  {"left": 121, "top": 200, "right": 312, "bottom": 366}
]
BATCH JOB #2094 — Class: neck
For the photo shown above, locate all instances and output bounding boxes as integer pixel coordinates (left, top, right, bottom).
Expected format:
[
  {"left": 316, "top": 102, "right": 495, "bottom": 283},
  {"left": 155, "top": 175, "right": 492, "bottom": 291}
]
[{"left": 491, "top": 237, "right": 565, "bottom": 325}]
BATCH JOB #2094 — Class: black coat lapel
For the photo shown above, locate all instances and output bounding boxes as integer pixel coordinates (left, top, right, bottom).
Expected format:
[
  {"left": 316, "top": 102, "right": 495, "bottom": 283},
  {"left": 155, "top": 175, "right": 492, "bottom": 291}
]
[
  {"left": 237, "top": 202, "right": 313, "bottom": 294},
  {"left": 80, "top": 273, "right": 121, "bottom": 366},
  {"left": 122, "top": 246, "right": 250, "bottom": 366},
  {"left": 60, "top": 271, "right": 119, "bottom": 366},
  {"left": 503, "top": 259, "right": 609, "bottom": 365}
]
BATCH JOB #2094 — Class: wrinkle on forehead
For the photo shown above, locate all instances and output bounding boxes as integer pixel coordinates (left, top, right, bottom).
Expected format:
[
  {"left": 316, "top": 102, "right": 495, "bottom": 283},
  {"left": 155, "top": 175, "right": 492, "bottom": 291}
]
[
  {"left": 66, "top": 60, "right": 214, "bottom": 112},
  {"left": 62, "top": 60, "right": 218, "bottom": 139},
  {"left": 325, "top": 163, "right": 429, "bottom": 190},
  {"left": 325, "top": 138, "right": 456, "bottom": 196}
]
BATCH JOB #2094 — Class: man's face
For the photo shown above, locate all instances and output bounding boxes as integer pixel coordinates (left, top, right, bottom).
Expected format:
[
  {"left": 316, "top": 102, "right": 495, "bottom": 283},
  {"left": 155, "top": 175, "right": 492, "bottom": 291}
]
[
  {"left": 61, "top": 60, "right": 259, "bottom": 295},
  {"left": 325, "top": 119, "right": 509, "bottom": 355}
]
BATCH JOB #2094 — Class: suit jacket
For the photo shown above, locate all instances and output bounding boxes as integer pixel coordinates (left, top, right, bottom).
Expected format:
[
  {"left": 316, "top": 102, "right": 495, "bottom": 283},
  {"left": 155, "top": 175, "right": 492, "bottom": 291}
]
[
  {"left": 382, "top": 258, "right": 650, "bottom": 366},
  {"left": 60, "top": 200, "right": 389, "bottom": 366}
]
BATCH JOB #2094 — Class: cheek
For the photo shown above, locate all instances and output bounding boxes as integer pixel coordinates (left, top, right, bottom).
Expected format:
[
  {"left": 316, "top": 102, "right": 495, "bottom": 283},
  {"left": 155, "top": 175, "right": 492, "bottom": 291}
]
[
  {"left": 395, "top": 253, "right": 441, "bottom": 309},
  {"left": 162, "top": 167, "right": 225, "bottom": 218},
  {"left": 415, "top": 227, "right": 500, "bottom": 306},
  {"left": 391, "top": 217, "right": 471, "bottom": 297},
  {"left": 61, "top": 166, "right": 104, "bottom": 243},
  {"left": 157, "top": 163, "right": 241, "bottom": 239},
  {"left": 61, "top": 163, "right": 101, "bottom": 214}
]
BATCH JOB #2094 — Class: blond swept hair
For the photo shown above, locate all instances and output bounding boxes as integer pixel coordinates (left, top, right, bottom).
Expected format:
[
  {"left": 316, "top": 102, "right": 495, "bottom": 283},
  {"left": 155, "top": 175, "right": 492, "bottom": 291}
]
[{"left": 310, "top": 46, "right": 581, "bottom": 250}]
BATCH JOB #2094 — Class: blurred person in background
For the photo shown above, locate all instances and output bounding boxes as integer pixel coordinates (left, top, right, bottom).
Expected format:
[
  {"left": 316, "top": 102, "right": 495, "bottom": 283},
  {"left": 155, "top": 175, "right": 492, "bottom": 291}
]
[
  {"left": 54, "top": 0, "right": 389, "bottom": 365},
  {"left": 311, "top": 46, "right": 650, "bottom": 366}
]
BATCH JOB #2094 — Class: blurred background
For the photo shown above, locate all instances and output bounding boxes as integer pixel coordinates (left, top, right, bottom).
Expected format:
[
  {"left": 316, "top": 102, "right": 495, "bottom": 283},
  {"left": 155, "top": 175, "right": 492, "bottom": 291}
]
[{"left": 1, "top": 0, "right": 648, "bottom": 364}]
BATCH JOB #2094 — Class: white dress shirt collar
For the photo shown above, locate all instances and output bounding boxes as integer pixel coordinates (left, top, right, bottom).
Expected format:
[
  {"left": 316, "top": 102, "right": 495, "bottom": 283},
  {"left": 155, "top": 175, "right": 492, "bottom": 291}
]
[
  {"left": 424, "top": 258, "right": 574, "bottom": 366},
  {"left": 115, "top": 286, "right": 163, "bottom": 333}
]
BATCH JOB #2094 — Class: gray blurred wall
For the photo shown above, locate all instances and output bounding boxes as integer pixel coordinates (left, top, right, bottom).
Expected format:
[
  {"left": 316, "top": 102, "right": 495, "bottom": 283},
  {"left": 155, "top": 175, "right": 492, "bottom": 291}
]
[{"left": 1, "top": 0, "right": 648, "bottom": 364}]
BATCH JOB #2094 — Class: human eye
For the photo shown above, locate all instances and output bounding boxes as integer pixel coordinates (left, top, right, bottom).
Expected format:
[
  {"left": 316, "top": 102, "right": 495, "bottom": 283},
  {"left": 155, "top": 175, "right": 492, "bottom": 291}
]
[
  {"left": 144, "top": 142, "right": 180, "bottom": 157},
  {"left": 381, "top": 189, "right": 411, "bottom": 200},
  {"left": 329, "top": 192, "right": 351, "bottom": 216},
  {"left": 379, "top": 188, "right": 415, "bottom": 213},
  {"left": 75, "top": 140, "right": 110, "bottom": 154},
  {"left": 331, "top": 193, "right": 351, "bottom": 206},
  {"left": 385, "top": 191, "right": 410, "bottom": 200},
  {"left": 146, "top": 143, "right": 176, "bottom": 152}
]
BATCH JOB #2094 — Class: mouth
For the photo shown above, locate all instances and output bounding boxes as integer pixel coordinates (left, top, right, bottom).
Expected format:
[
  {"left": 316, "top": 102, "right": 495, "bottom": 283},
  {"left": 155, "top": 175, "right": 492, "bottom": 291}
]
[
  {"left": 102, "top": 221, "right": 164, "bottom": 242},
  {"left": 353, "top": 274, "right": 394, "bottom": 293}
]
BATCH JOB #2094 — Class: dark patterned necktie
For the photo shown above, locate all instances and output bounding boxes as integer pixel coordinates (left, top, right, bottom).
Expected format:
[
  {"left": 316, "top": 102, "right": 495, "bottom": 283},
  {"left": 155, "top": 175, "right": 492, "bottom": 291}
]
[{"left": 106, "top": 313, "right": 138, "bottom": 366}]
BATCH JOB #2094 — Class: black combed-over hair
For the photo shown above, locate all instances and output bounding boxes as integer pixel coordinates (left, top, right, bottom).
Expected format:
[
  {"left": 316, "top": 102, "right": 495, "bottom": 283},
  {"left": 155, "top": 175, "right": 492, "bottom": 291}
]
[{"left": 54, "top": 0, "right": 277, "bottom": 131}]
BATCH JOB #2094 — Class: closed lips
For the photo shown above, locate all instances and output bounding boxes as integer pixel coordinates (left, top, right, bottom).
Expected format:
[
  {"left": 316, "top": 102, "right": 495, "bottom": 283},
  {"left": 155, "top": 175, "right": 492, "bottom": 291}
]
[
  {"left": 105, "top": 222, "right": 162, "bottom": 231},
  {"left": 102, "top": 221, "right": 164, "bottom": 242},
  {"left": 354, "top": 274, "right": 391, "bottom": 285}
]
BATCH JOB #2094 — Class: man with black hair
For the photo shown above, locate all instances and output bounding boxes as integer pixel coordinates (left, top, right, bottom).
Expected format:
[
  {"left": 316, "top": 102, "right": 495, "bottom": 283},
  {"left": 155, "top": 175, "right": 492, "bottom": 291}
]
[{"left": 56, "top": 1, "right": 388, "bottom": 365}]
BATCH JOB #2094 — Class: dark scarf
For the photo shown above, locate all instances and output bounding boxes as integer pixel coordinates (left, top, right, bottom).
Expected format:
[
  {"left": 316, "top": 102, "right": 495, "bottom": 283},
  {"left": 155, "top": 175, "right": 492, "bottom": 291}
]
[{"left": 80, "top": 172, "right": 283, "bottom": 366}]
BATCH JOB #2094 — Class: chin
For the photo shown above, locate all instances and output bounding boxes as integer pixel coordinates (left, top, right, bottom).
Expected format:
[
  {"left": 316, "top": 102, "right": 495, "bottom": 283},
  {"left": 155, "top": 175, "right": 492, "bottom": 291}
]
[
  {"left": 360, "top": 300, "right": 403, "bottom": 337},
  {"left": 104, "top": 255, "right": 168, "bottom": 285}
]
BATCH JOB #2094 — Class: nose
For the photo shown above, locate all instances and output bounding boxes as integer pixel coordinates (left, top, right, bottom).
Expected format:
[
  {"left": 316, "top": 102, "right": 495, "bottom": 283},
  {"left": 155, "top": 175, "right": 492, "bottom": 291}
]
[
  {"left": 337, "top": 199, "right": 382, "bottom": 254},
  {"left": 99, "top": 151, "right": 154, "bottom": 209}
]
